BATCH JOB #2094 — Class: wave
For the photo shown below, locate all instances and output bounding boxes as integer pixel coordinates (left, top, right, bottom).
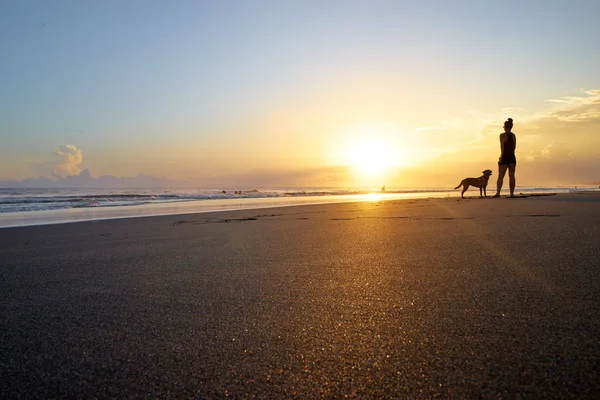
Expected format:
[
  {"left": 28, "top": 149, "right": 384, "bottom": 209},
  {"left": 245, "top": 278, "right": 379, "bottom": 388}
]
[
  {"left": 0, "top": 188, "right": 402, "bottom": 213},
  {"left": 0, "top": 189, "right": 333, "bottom": 213},
  {"left": 1, "top": 186, "right": 595, "bottom": 214}
]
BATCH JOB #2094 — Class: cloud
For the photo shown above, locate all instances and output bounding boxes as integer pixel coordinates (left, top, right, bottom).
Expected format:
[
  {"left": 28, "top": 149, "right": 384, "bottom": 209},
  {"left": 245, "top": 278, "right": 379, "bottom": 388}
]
[
  {"left": 544, "top": 97, "right": 580, "bottom": 104},
  {"left": 544, "top": 89, "right": 600, "bottom": 106},
  {"left": 526, "top": 91, "right": 600, "bottom": 158},
  {"left": 528, "top": 141, "right": 572, "bottom": 161},
  {"left": 52, "top": 145, "right": 83, "bottom": 176},
  {"left": 546, "top": 109, "right": 600, "bottom": 123},
  {"left": 2, "top": 169, "right": 169, "bottom": 188},
  {"left": 32, "top": 145, "right": 83, "bottom": 178},
  {"left": 500, "top": 106, "right": 522, "bottom": 114}
]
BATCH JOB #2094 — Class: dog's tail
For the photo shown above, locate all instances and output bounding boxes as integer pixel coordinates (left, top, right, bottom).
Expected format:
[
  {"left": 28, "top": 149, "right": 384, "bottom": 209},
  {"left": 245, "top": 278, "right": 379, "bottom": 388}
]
[{"left": 454, "top": 181, "right": 462, "bottom": 189}]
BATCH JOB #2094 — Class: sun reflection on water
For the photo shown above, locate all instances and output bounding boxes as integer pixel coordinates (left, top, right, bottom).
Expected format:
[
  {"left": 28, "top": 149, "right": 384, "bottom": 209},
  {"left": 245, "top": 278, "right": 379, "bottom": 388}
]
[{"left": 365, "top": 193, "right": 383, "bottom": 202}]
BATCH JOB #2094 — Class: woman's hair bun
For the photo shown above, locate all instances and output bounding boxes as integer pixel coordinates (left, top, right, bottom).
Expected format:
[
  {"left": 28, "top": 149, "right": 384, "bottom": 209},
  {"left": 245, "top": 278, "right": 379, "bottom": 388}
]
[{"left": 508, "top": 118, "right": 513, "bottom": 123}]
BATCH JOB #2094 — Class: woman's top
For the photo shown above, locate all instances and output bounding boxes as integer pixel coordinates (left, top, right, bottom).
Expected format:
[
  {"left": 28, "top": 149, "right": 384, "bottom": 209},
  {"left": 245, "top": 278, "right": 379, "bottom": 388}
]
[{"left": 499, "top": 132, "right": 516, "bottom": 165}]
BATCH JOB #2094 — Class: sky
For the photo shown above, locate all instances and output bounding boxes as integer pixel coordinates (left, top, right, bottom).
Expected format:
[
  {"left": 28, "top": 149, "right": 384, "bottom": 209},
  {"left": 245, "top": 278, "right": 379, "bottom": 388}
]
[{"left": 1, "top": 0, "right": 599, "bottom": 187}]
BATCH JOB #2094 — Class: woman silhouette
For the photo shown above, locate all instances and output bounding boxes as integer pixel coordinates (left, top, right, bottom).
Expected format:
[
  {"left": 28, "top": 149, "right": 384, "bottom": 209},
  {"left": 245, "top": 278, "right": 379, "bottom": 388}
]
[{"left": 493, "top": 118, "right": 516, "bottom": 198}]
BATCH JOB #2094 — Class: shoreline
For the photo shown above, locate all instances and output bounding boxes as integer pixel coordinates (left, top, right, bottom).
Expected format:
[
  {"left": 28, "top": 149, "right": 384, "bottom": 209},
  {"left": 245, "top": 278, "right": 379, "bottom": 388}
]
[
  {"left": 0, "top": 192, "right": 413, "bottom": 229},
  {"left": 1, "top": 189, "right": 595, "bottom": 229},
  {"left": 0, "top": 191, "right": 474, "bottom": 229}
]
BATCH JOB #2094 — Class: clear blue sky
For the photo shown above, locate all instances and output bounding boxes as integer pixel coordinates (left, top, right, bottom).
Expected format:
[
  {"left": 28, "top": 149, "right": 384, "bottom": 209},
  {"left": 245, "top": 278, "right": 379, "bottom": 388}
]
[{"left": 1, "top": 0, "right": 599, "bottom": 184}]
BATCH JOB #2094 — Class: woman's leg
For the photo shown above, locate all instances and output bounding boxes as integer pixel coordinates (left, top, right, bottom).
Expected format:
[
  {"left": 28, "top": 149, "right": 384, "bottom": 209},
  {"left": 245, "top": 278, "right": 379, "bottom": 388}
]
[
  {"left": 495, "top": 164, "right": 508, "bottom": 196},
  {"left": 508, "top": 164, "right": 516, "bottom": 196}
]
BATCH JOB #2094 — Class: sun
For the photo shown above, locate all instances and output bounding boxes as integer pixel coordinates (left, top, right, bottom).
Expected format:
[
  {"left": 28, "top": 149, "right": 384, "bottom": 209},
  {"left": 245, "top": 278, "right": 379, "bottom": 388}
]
[
  {"left": 347, "top": 138, "right": 395, "bottom": 176},
  {"left": 326, "top": 122, "right": 419, "bottom": 184}
]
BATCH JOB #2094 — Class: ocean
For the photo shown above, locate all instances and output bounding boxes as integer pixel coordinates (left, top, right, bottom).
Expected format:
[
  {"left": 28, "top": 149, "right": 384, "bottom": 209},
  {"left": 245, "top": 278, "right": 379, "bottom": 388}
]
[{"left": 0, "top": 186, "right": 593, "bottom": 228}]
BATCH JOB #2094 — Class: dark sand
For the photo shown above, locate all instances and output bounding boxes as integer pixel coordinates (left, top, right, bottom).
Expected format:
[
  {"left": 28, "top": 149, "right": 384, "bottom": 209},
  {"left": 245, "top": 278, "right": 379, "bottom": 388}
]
[{"left": 1, "top": 193, "right": 600, "bottom": 398}]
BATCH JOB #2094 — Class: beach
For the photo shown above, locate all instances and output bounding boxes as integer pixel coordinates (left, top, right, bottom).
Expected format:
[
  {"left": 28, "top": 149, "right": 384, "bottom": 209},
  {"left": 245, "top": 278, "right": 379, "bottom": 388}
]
[{"left": 1, "top": 192, "right": 600, "bottom": 398}]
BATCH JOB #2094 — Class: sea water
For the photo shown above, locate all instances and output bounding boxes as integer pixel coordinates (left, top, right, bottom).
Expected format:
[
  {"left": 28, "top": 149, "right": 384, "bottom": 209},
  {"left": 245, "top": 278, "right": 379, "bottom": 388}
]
[{"left": 0, "top": 186, "right": 592, "bottom": 228}]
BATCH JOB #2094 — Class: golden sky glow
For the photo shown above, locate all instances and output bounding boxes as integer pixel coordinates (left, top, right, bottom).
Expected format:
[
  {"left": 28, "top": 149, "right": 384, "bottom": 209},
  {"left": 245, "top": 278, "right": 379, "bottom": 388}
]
[{"left": 1, "top": 2, "right": 599, "bottom": 187}]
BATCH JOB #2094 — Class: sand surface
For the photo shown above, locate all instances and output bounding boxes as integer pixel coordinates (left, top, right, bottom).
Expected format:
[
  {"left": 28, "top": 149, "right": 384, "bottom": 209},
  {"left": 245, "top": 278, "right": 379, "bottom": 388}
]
[{"left": 1, "top": 193, "right": 600, "bottom": 398}]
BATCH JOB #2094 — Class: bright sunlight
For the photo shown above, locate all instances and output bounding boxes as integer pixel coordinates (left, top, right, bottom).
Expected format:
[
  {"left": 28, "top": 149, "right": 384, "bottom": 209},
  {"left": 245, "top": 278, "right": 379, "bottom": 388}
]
[
  {"left": 347, "top": 138, "right": 395, "bottom": 176},
  {"left": 325, "top": 122, "right": 423, "bottom": 186},
  {"left": 339, "top": 122, "right": 416, "bottom": 176}
]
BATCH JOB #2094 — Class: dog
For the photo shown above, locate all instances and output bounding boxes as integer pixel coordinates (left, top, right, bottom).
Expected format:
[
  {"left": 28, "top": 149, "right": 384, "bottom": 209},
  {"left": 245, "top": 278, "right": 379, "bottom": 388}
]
[{"left": 454, "top": 169, "right": 493, "bottom": 198}]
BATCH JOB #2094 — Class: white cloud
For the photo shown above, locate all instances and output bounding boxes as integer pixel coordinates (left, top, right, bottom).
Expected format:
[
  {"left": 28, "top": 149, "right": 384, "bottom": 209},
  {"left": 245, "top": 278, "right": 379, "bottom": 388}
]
[
  {"left": 52, "top": 145, "right": 83, "bottom": 176},
  {"left": 528, "top": 141, "right": 572, "bottom": 161},
  {"left": 32, "top": 145, "right": 83, "bottom": 178},
  {"left": 547, "top": 110, "right": 600, "bottom": 122},
  {"left": 544, "top": 97, "right": 579, "bottom": 104},
  {"left": 544, "top": 89, "right": 600, "bottom": 106},
  {"left": 500, "top": 106, "right": 522, "bottom": 113}
]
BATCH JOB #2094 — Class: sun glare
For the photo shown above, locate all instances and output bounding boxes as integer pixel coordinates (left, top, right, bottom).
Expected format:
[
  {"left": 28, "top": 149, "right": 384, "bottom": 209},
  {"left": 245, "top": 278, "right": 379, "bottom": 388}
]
[
  {"left": 337, "top": 122, "right": 407, "bottom": 178},
  {"left": 326, "top": 122, "right": 421, "bottom": 185},
  {"left": 347, "top": 139, "right": 395, "bottom": 176},
  {"left": 365, "top": 193, "right": 384, "bottom": 201}
]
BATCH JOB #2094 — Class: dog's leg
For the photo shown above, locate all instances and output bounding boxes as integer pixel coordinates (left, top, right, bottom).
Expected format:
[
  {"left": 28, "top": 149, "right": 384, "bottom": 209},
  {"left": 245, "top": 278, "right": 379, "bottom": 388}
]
[
  {"left": 480, "top": 187, "right": 483, "bottom": 198},
  {"left": 461, "top": 184, "right": 468, "bottom": 198}
]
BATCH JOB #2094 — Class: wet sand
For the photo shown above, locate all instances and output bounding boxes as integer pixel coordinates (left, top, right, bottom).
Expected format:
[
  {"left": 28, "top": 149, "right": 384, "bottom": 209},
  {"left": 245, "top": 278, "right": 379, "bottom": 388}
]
[{"left": 1, "top": 193, "right": 600, "bottom": 398}]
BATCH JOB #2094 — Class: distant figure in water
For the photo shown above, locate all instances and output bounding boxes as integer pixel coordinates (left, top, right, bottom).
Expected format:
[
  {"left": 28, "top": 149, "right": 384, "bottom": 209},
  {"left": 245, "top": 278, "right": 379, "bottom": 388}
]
[
  {"left": 381, "top": 185, "right": 385, "bottom": 192},
  {"left": 493, "top": 118, "right": 517, "bottom": 198}
]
